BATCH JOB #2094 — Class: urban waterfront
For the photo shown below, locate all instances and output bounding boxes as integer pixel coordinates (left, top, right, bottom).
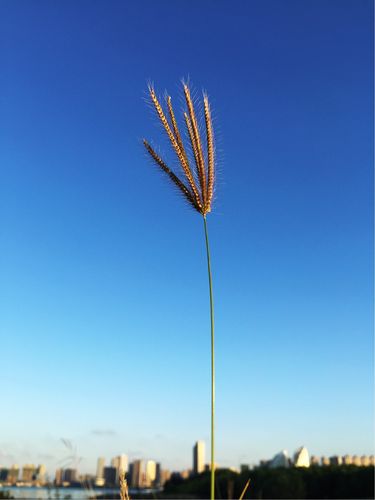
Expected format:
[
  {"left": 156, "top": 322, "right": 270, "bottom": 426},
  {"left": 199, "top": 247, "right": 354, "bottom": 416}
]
[{"left": 0, "top": 486, "right": 152, "bottom": 499}]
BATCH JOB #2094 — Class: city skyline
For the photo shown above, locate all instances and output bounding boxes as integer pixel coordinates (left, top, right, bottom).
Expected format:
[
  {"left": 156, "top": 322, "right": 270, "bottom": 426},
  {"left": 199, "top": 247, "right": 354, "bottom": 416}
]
[
  {"left": 1, "top": 443, "right": 374, "bottom": 489},
  {"left": 1, "top": 441, "right": 374, "bottom": 479},
  {"left": 1, "top": 0, "right": 373, "bottom": 474}
]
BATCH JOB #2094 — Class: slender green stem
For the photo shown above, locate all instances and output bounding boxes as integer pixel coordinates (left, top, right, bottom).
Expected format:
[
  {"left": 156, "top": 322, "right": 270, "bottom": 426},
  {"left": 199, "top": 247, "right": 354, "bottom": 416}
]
[{"left": 203, "top": 215, "right": 215, "bottom": 500}]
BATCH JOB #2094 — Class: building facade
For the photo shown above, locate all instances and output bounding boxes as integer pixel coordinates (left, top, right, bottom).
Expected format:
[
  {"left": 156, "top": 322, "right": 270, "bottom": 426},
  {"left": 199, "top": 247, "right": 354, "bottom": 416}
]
[{"left": 193, "top": 441, "right": 205, "bottom": 474}]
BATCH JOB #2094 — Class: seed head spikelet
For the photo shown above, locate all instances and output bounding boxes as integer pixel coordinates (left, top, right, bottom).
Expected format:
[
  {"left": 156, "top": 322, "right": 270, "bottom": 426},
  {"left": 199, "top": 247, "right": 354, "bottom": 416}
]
[
  {"left": 183, "top": 84, "right": 207, "bottom": 208},
  {"left": 166, "top": 95, "right": 188, "bottom": 163},
  {"left": 184, "top": 111, "right": 202, "bottom": 183},
  {"left": 204, "top": 94, "right": 215, "bottom": 213},
  {"left": 143, "top": 139, "right": 199, "bottom": 211}
]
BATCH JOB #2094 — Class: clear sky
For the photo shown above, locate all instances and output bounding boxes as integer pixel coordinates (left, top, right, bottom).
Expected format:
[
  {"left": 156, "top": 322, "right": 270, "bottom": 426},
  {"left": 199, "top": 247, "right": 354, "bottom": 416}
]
[{"left": 0, "top": 0, "right": 373, "bottom": 477}]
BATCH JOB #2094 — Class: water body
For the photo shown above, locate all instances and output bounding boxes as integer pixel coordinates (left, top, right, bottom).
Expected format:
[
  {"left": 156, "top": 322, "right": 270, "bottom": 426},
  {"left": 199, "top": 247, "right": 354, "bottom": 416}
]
[{"left": 0, "top": 487, "right": 120, "bottom": 499}]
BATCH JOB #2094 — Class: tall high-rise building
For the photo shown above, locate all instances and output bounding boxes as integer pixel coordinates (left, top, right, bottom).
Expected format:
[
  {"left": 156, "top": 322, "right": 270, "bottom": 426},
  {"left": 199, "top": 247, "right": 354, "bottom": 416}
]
[
  {"left": 111, "top": 454, "right": 128, "bottom": 474},
  {"left": 55, "top": 468, "right": 64, "bottom": 486},
  {"left": 131, "top": 460, "right": 145, "bottom": 488},
  {"left": 104, "top": 466, "right": 117, "bottom": 487},
  {"left": 64, "top": 468, "right": 78, "bottom": 484},
  {"left": 110, "top": 454, "right": 128, "bottom": 485},
  {"left": 155, "top": 463, "right": 162, "bottom": 487},
  {"left": 145, "top": 460, "right": 156, "bottom": 486},
  {"left": 96, "top": 457, "right": 105, "bottom": 480},
  {"left": 95, "top": 457, "right": 106, "bottom": 486},
  {"left": 193, "top": 441, "right": 205, "bottom": 474},
  {"left": 36, "top": 464, "right": 47, "bottom": 484}
]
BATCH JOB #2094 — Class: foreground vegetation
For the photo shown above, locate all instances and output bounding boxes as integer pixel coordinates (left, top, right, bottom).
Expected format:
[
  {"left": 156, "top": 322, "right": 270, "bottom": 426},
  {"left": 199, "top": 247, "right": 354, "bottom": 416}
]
[{"left": 162, "top": 465, "right": 374, "bottom": 499}]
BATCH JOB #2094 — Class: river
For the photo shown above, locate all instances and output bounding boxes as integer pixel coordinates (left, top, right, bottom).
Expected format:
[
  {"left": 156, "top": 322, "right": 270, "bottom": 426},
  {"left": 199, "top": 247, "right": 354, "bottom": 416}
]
[{"left": 0, "top": 486, "right": 121, "bottom": 499}]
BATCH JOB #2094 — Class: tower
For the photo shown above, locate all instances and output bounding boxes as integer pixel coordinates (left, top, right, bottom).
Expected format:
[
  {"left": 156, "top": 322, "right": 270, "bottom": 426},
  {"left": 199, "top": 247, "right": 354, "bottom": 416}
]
[
  {"left": 96, "top": 457, "right": 105, "bottom": 480},
  {"left": 96, "top": 457, "right": 105, "bottom": 486},
  {"left": 193, "top": 441, "right": 205, "bottom": 474},
  {"left": 131, "top": 460, "right": 145, "bottom": 488}
]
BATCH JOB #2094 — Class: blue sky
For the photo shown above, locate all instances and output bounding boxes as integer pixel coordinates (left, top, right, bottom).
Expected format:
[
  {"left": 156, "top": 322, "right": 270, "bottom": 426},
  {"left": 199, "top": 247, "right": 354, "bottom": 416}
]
[{"left": 0, "top": 0, "right": 373, "bottom": 476}]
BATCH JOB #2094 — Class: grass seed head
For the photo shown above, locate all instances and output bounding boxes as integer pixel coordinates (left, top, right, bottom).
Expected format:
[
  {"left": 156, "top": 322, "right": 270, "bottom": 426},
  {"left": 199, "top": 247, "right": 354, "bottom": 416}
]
[{"left": 143, "top": 82, "right": 215, "bottom": 216}]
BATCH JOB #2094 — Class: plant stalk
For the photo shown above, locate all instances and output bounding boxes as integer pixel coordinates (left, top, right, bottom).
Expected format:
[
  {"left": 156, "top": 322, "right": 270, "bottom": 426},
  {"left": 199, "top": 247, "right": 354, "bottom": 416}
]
[{"left": 203, "top": 215, "right": 215, "bottom": 500}]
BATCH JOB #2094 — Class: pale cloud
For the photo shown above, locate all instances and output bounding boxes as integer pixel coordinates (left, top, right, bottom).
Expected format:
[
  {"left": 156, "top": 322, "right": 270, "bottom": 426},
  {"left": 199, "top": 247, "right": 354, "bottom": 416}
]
[{"left": 91, "top": 429, "right": 117, "bottom": 437}]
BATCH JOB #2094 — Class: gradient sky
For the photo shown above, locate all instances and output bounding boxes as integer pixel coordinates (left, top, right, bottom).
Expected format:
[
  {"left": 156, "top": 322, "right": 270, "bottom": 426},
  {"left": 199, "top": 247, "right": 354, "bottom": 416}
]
[{"left": 0, "top": 0, "right": 373, "bottom": 477}]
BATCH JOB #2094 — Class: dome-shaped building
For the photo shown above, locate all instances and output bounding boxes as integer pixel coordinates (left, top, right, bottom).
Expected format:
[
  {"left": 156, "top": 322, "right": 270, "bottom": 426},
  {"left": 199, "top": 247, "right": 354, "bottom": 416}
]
[
  {"left": 293, "top": 446, "right": 310, "bottom": 467},
  {"left": 269, "top": 450, "right": 290, "bottom": 468}
]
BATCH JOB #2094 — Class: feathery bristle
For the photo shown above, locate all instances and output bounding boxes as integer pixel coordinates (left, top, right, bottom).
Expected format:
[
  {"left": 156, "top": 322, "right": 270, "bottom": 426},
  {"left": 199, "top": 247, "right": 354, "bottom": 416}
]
[
  {"left": 184, "top": 112, "right": 201, "bottom": 181},
  {"left": 183, "top": 84, "right": 207, "bottom": 209},
  {"left": 166, "top": 96, "right": 187, "bottom": 161},
  {"left": 143, "top": 139, "right": 200, "bottom": 211},
  {"left": 204, "top": 95, "right": 215, "bottom": 213}
]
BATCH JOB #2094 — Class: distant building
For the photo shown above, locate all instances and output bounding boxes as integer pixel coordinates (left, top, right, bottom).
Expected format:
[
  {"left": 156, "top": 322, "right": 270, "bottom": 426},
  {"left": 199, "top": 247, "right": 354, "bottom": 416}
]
[
  {"left": 7, "top": 465, "right": 20, "bottom": 484},
  {"left": 95, "top": 457, "right": 105, "bottom": 486},
  {"left": 329, "top": 456, "right": 342, "bottom": 466},
  {"left": 321, "top": 456, "right": 330, "bottom": 466},
  {"left": 22, "top": 464, "right": 36, "bottom": 482},
  {"left": 180, "top": 469, "right": 191, "bottom": 479},
  {"left": 110, "top": 454, "right": 129, "bottom": 484},
  {"left": 361, "top": 455, "right": 370, "bottom": 466},
  {"left": 369, "top": 455, "right": 375, "bottom": 466},
  {"left": 118, "top": 454, "right": 128, "bottom": 474},
  {"left": 55, "top": 468, "right": 64, "bottom": 486},
  {"left": 109, "top": 458, "right": 119, "bottom": 485},
  {"left": 269, "top": 450, "right": 290, "bottom": 468},
  {"left": 64, "top": 468, "right": 78, "bottom": 484},
  {"left": 193, "top": 441, "right": 205, "bottom": 474},
  {"left": 104, "top": 466, "right": 117, "bottom": 487},
  {"left": 36, "top": 464, "right": 47, "bottom": 484},
  {"left": 0, "top": 468, "right": 9, "bottom": 481},
  {"left": 128, "top": 463, "right": 133, "bottom": 483},
  {"left": 131, "top": 460, "right": 145, "bottom": 488},
  {"left": 240, "top": 464, "right": 250, "bottom": 473},
  {"left": 160, "top": 468, "right": 171, "bottom": 486},
  {"left": 342, "top": 455, "right": 353, "bottom": 465},
  {"left": 145, "top": 460, "right": 156, "bottom": 486},
  {"left": 204, "top": 463, "right": 217, "bottom": 471},
  {"left": 155, "top": 463, "right": 162, "bottom": 487},
  {"left": 294, "top": 446, "right": 310, "bottom": 467},
  {"left": 310, "top": 456, "right": 320, "bottom": 466},
  {"left": 96, "top": 457, "right": 105, "bottom": 480}
]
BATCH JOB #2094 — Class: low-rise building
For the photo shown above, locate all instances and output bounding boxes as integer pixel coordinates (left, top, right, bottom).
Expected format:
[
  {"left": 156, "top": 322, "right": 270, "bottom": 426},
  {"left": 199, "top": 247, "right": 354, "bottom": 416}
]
[{"left": 329, "top": 456, "right": 342, "bottom": 466}]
